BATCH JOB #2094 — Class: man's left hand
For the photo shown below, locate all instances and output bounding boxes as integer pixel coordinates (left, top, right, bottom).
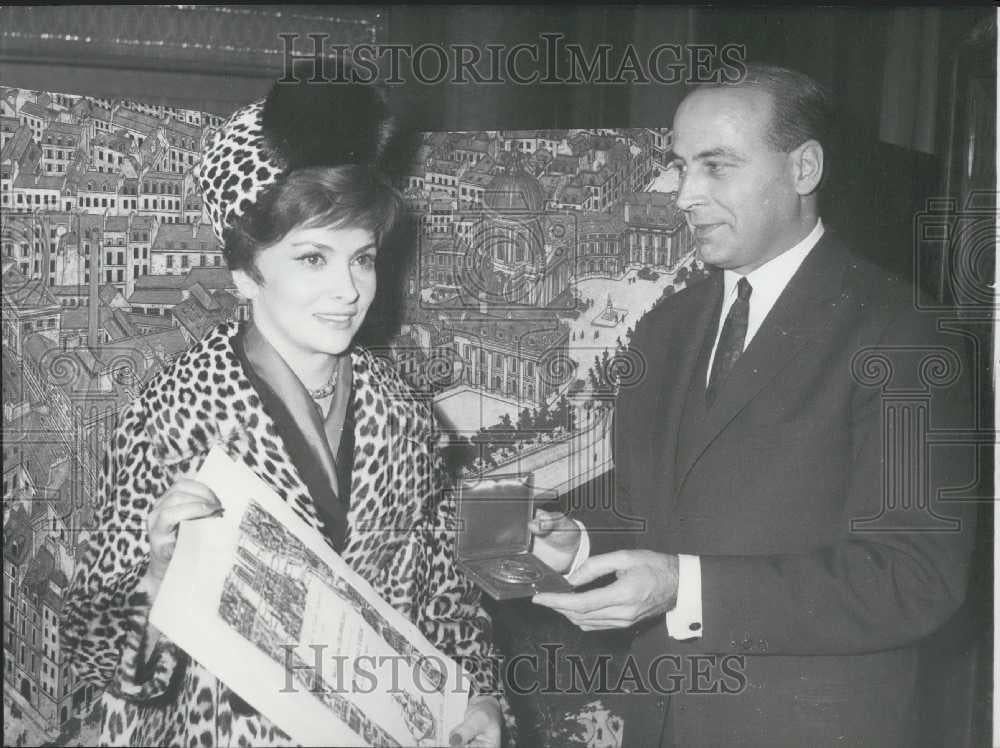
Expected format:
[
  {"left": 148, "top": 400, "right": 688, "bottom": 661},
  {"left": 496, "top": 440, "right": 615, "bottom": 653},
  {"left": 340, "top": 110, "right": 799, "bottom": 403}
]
[
  {"left": 532, "top": 551, "right": 679, "bottom": 630},
  {"left": 449, "top": 694, "right": 502, "bottom": 747}
]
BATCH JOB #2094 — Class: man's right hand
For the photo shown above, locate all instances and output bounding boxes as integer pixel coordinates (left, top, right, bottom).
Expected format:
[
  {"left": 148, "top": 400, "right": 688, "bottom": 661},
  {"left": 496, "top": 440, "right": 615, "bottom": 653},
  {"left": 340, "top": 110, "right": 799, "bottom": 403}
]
[
  {"left": 529, "top": 509, "right": 581, "bottom": 574},
  {"left": 146, "top": 478, "right": 223, "bottom": 595}
]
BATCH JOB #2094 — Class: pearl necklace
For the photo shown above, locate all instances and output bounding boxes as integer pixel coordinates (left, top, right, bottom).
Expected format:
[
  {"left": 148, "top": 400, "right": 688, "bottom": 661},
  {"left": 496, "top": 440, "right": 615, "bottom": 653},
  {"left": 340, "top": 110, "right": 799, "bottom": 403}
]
[{"left": 307, "top": 368, "right": 339, "bottom": 400}]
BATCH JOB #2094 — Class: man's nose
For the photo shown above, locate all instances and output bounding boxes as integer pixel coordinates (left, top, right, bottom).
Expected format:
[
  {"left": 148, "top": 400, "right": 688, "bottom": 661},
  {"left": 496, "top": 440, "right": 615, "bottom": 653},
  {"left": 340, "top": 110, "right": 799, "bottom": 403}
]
[{"left": 675, "top": 170, "right": 704, "bottom": 213}]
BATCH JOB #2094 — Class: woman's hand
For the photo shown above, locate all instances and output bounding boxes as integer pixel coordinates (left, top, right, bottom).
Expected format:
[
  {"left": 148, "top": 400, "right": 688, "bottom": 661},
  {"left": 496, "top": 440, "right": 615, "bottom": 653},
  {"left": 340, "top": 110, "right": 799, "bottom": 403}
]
[
  {"left": 448, "top": 694, "right": 502, "bottom": 747},
  {"left": 145, "top": 477, "right": 223, "bottom": 596}
]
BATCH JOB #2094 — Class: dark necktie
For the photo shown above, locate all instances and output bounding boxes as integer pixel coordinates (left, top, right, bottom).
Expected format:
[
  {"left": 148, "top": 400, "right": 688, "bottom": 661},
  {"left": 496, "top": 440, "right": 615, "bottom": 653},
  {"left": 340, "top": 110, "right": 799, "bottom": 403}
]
[{"left": 707, "top": 276, "right": 752, "bottom": 406}]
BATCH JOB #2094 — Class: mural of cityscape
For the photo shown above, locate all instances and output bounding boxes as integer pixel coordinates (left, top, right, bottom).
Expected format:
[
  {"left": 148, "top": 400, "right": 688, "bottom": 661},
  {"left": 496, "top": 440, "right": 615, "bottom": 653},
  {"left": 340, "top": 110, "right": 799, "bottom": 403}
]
[{"left": 0, "top": 83, "right": 705, "bottom": 746}]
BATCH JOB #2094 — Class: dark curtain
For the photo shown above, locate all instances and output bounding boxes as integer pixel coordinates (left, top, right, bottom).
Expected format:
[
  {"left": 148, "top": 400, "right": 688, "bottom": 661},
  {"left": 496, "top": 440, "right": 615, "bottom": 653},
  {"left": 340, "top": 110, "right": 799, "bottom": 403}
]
[
  {"left": 693, "top": 7, "right": 991, "bottom": 283},
  {"left": 382, "top": 5, "right": 693, "bottom": 131}
]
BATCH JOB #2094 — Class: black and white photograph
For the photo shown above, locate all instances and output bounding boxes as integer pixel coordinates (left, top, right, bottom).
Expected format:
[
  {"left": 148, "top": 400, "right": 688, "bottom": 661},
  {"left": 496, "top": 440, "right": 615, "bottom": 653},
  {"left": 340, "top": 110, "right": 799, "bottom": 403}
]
[{"left": 0, "top": 5, "right": 995, "bottom": 747}]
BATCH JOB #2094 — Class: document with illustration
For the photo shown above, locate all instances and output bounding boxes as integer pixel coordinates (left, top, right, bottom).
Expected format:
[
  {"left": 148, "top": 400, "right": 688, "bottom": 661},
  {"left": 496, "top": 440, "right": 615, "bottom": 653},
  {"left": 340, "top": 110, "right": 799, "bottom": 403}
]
[{"left": 150, "top": 445, "right": 469, "bottom": 747}]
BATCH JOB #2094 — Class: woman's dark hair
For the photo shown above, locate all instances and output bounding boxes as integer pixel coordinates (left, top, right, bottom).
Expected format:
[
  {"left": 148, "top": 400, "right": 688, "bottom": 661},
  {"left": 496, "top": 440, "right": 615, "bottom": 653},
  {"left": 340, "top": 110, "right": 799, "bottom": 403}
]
[{"left": 223, "top": 164, "right": 405, "bottom": 283}]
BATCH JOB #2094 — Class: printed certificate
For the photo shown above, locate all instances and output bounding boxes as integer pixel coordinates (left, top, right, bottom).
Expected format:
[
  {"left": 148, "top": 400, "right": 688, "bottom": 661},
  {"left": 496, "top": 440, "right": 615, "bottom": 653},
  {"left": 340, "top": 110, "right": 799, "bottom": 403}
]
[{"left": 150, "top": 445, "right": 469, "bottom": 747}]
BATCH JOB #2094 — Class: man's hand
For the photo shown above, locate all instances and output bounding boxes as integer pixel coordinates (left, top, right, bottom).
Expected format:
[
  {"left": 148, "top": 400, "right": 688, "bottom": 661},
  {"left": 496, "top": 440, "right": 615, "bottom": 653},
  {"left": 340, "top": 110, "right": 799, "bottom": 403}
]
[
  {"left": 529, "top": 509, "right": 581, "bottom": 574},
  {"left": 448, "top": 694, "right": 502, "bottom": 747},
  {"left": 532, "top": 550, "right": 679, "bottom": 630}
]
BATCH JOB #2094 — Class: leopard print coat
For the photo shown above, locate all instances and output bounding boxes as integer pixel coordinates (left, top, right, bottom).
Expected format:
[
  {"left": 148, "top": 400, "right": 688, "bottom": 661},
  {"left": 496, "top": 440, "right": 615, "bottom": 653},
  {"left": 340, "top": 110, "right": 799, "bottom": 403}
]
[{"left": 60, "top": 320, "right": 513, "bottom": 747}]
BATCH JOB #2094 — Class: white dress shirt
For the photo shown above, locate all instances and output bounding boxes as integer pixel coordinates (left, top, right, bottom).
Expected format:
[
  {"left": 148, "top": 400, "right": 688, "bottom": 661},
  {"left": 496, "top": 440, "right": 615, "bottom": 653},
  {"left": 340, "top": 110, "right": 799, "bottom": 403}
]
[
  {"left": 705, "top": 219, "right": 828, "bottom": 384},
  {"left": 569, "top": 219, "right": 826, "bottom": 641}
]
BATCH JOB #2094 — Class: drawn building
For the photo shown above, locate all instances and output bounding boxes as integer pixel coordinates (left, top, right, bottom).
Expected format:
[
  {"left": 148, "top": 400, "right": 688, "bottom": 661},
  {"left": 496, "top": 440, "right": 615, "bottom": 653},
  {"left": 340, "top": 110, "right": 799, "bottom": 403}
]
[
  {"left": 447, "top": 307, "right": 570, "bottom": 407},
  {"left": 468, "top": 160, "right": 572, "bottom": 308},
  {"left": 3, "top": 510, "right": 95, "bottom": 731}
]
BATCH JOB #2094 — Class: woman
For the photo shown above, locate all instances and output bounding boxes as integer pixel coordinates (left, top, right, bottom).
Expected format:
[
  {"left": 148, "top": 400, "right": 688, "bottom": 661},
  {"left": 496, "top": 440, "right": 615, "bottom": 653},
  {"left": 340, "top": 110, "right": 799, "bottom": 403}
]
[{"left": 60, "top": 64, "right": 508, "bottom": 747}]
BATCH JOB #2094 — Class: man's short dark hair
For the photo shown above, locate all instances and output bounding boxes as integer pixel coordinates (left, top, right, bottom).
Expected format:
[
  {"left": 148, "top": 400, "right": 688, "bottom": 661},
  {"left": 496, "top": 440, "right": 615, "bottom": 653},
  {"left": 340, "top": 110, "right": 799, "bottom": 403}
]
[
  {"left": 728, "top": 63, "right": 835, "bottom": 154},
  {"left": 224, "top": 164, "right": 404, "bottom": 284}
]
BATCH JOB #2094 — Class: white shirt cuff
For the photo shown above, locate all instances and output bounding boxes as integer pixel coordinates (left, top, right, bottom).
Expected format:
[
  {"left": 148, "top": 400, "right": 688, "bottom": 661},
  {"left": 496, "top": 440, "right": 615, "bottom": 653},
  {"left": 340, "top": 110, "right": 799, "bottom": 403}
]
[
  {"left": 664, "top": 554, "right": 703, "bottom": 640},
  {"left": 565, "top": 520, "right": 590, "bottom": 578}
]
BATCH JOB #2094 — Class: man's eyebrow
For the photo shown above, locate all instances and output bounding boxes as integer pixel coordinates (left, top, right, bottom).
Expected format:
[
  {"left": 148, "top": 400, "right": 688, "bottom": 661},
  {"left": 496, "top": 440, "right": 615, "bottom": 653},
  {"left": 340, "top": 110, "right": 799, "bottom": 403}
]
[{"left": 692, "top": 147, "right": 746, "bottom": 163}]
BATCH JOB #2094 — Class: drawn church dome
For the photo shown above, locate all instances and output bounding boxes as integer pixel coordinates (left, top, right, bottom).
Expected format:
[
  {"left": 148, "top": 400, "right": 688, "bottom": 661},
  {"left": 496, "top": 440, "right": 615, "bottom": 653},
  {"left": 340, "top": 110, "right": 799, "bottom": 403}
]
[{"left": 483, "top": 154, "right": 545, "bottom": 213}]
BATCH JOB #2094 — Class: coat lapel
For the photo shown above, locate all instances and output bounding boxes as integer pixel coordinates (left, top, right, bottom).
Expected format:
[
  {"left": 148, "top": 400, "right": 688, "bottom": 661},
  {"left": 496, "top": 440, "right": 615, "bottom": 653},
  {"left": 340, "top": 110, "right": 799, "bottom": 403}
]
[
  {"left": 342, "top": 351, "right": 429, "bottom": 539},
  {"left": 647, "top": 271, "right": 723, "bottom": 493},
  {"left": 144, "top": 321, "right": 368, "bottom": 554},
  {"left": 674, "top": 235, "right": 849, "bottom": 492}
]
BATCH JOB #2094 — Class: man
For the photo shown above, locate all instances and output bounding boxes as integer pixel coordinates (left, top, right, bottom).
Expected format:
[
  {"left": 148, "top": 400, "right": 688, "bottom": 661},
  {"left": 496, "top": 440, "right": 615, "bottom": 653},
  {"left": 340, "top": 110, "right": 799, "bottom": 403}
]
[{"left": 531, "top": 64, "right": 976, "bottom": 747}]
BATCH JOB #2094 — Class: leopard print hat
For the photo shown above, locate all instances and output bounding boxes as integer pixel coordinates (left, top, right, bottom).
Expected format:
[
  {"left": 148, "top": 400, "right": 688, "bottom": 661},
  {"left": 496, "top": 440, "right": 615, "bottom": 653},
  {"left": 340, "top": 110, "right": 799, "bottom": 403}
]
[{"left": 197, "top": 59, "right": 396, "bottom": 244}]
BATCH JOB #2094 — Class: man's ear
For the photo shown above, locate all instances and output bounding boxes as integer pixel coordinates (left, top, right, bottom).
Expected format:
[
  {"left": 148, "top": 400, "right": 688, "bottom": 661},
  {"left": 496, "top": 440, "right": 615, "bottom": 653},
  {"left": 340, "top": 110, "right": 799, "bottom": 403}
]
[
  {"left": 231, "top": 268, "right": 260, "bottom": 301},
  {"left": 790, "top": 139, "right": 824, "bottom": 196}
]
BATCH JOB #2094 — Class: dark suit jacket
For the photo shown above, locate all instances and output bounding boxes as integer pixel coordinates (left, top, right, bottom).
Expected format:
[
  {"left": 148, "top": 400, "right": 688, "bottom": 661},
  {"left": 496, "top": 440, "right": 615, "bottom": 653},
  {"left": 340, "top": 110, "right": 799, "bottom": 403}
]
[{"left": 586, "top": 233, "right": 977, "bottom": 747}]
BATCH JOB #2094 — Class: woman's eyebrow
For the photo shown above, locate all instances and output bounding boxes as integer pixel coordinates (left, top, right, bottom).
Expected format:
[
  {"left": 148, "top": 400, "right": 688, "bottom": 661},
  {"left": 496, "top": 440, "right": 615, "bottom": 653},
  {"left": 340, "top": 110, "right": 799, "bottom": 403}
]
[
  {"left": 290, "top": 241, "right": 331, "bottom": 250},
  {"left": 289, "top": 242, "right": 377, "bottom": 254}
]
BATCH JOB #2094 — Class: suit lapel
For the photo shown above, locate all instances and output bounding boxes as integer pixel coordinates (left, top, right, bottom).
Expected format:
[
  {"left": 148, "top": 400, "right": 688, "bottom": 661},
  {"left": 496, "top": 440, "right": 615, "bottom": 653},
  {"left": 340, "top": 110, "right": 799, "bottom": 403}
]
[
  {"left": 647, "top": 271, "right": 723, "bottom": 493},
  {"left": 674, "top": 235, "right": 849, "bottom": 491}
]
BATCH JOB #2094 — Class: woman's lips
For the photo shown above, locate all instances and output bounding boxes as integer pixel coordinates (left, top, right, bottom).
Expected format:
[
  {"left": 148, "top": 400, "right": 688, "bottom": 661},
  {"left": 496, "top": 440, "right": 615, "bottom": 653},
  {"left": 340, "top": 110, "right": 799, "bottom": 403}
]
[{"left": 314, "top": 312, "right": 354, "bottom": 328}]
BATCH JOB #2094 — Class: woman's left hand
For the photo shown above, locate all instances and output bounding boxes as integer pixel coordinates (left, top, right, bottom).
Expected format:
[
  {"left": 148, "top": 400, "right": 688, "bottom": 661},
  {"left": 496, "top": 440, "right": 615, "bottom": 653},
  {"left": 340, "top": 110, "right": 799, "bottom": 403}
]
[{"left": 448, "top": 694, "right": 502, "bottom": 747}]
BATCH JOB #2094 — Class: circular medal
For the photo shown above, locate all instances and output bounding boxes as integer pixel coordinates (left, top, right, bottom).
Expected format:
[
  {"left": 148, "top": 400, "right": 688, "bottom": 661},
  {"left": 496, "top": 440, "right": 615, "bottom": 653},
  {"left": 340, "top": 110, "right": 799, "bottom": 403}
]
[{"left": 489, "top": 558, "right": 543, "bottom": 584}]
